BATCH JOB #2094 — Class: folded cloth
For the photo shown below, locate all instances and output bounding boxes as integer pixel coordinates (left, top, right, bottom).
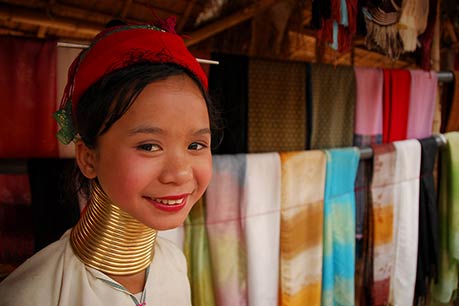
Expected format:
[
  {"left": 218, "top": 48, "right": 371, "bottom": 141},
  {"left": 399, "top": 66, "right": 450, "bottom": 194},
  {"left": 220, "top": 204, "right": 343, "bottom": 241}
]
[
  {"left": 390, "top": 140, "right": 421, "bottom": 306},
  {"left": 205, "top": 155, "right": 248, "bottom": 306},
  {"left": 248, "top": 59, "right": 306, "bottom": 153},
  {"left": 383, "top": 69, "right": 411, "bottom": 143},
  {"left": 243, "top": 153, "right": 281, "bottom": 306},
  {"left": 406, "top": 70, "right": 437, "bottom": 139},
  {"left": 414, "top": 137, "right": 439, "bottom": 303},
  {"left": 279, "top": 151, "right": 326, "bottom": 306},
  {"left": 370, "top": 143, "right": 397, "bottom": 305},
  {"left": 184, "top": 198, "right": 216, "bottom": 306},
  {"left": 431, "top": 132, "right": 459, "bottom": 304},
  {"left": 322, "top": 148, "right": 360, "bottom": 306},
  {"left": 310, "top": 63, "right": 356, "bottom": 149}
]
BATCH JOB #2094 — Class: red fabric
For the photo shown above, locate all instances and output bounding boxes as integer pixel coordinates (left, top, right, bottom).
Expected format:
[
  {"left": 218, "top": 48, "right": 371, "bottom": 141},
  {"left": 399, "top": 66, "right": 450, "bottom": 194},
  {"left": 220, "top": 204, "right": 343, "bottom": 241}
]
[
  {"left": 382, "top": 69, "right": 412, "bottom": 143},
  {"left": 0, "top": 175, "right": 31, "bottom": 205},
  {"left": 0, "top": 36, "right": 58, "bottom": 158},
  {"left": 64, "top": 26, "right": 208, "bottom": 114}
]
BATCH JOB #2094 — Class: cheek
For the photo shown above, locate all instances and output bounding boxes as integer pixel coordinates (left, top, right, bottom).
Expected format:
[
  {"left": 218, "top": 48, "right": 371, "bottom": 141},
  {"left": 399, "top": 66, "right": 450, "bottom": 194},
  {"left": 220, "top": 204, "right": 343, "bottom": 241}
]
[{"left": 195, "top": 156, "right": 213, "bottom": 196}]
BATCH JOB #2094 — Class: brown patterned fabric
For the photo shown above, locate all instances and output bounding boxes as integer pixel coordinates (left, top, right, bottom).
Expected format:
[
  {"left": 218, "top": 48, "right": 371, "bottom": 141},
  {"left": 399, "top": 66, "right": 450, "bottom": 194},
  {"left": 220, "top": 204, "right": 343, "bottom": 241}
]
[
  {"left": 310, "top": 63, "right": 356, "bottom": 150},
  {"left": 248, "top": 59, "right": 306, "bottom": 153}
]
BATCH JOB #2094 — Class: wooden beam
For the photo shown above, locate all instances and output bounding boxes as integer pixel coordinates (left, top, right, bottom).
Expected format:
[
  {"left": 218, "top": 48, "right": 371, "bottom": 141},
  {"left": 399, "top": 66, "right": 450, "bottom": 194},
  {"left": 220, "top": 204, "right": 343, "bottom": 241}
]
[
  {"left": 185, "top": 0, "right": 277, "bottom": 47},
  {"left": 119, "top": 0, "right": 133, "bottom": 19},
  {"left": 0, "top": 3, "right": 103, "bottom": 37},
  {"left": 176, "top": 0, "right": 196, "bottom": 33},
  {"left": 37, "top": 25, "right": 47, "bottom": 38}
]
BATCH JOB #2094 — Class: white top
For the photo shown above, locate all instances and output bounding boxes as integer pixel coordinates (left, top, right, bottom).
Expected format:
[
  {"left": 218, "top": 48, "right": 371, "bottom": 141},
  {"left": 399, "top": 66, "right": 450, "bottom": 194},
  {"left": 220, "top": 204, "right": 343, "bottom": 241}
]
[{"left": 0, "top": 230, "right": 192, "bottom": 306}]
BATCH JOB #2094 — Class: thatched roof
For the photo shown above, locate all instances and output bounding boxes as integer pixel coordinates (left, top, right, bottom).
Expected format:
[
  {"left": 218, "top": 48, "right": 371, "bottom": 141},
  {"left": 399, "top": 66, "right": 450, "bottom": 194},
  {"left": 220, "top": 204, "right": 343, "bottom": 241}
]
[{"left": 0, "top": 0, "right": 458, "bottom": 69}]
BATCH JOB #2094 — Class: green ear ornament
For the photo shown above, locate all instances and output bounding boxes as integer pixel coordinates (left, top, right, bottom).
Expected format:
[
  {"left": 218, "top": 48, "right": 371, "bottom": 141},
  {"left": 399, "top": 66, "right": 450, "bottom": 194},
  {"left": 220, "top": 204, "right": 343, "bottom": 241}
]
[{"left": 54, "top": 101, "right": 77, "bottom": 145}]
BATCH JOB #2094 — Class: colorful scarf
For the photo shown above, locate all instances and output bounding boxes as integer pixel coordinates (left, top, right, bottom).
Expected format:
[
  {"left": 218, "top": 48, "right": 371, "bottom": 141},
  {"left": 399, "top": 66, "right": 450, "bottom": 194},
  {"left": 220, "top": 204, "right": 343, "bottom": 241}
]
[
  {"left": 390, "top": 140, "right": 421, "bottom": 305},
  {"left": 184, "top": 198, "right": 216, "bottom": 306},
  {"left": 406, "top": 70, "right": 437, "bottom": 139},
  {"left": 248, "top": 59, "right": 306, "bottom": 153},
  {"left": 205, "top": 155, "right": 248, "bottom": 306},
  {"left": 243, "top": 153, "right": 281, "bottom": 306},
  {"left": 279, "top": 151, "right": 327, "bottom": 306},
  {"left": 322, "top": 148, "right": 360, "bottom": 306},
  {"left": 431, "top": 132, "right": 459, "bottom": 304},
  {"left": 370, "top": 143, "right": 397, "bottom": 305}
]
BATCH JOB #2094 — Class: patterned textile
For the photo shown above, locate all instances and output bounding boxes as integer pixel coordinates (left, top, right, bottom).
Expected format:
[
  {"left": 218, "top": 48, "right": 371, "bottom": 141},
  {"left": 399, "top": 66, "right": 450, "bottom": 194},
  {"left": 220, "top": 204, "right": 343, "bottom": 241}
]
[
  {"left": 279, "top": 151, "right": 326, "bottom": 306},
  {"left": 370, "top": 143, "right": 397, "bottom": 305},
  {"left": 414, "top": 137, "right": 439, "bottom": 304},
  {"left": 398, "top": 0, "right": 429, "bottom": 51},
  {"left": 248, "top": 59, "right": 306, "bottom": 153},
  {"left": 383, "top": 69, "right": 411, "bottom": 143},
  {"left": 431, "top": 132, "right": 459, "bottom": 304},
  {"left": 243, "top": 153, "right": 281, "bottom": 306},
  {"left": 322, "top": 148, "right": 360, "bottom": 306},
  {"left": 205, "top": 155, "right": 248, "bottom": 306},
  {"left": 390, "top": 140, "right": 421, "bottom": 306},
  {"left": 406, "top": 70, "right": 438, "bottom": 139},
  {"left": 184, "top": 198, "right": 216, "bottom": 306},
  {"left": 209, "top": 53, "right": 248, "bottom": 154},
  {"left": 310, "top": 63, "right": 356, "bottom": 150}
]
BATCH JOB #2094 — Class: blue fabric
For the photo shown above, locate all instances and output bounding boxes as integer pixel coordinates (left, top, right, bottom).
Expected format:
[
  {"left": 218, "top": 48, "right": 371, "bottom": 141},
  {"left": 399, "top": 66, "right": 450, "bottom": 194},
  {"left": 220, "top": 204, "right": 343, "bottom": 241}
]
[{"left": 322, "top": 148, "right": 360, "bottom": 306}]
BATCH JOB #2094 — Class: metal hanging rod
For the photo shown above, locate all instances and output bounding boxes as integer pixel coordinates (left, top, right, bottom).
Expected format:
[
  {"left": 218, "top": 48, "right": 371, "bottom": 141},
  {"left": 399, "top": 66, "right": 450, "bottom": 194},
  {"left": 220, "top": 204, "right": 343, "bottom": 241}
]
[
  {"left": 359, "top": 133, "right": 447, "bottom": 160},
  {"left": 56, "top": 41, "right": 220, "bottom": 65}
]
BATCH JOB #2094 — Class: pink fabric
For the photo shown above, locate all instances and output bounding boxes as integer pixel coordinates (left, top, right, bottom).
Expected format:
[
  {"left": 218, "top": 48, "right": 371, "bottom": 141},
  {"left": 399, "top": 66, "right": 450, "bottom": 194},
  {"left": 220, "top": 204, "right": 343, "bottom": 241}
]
[
  {"left": 354, "top": 67, "right": 384, "bottom": 135},
  {"left": 0, "top": 36, "right": 58, "bottom": 158},
  {"left": 406, "top": 70, "right": 437, "bottom": 139}
]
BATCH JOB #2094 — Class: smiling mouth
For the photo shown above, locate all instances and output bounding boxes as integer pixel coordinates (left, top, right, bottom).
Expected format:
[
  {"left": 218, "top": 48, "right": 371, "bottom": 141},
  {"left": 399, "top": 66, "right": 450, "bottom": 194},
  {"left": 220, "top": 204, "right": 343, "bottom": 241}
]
[{"left": 153, "top": 198, "right": 184, "bottom": 205}]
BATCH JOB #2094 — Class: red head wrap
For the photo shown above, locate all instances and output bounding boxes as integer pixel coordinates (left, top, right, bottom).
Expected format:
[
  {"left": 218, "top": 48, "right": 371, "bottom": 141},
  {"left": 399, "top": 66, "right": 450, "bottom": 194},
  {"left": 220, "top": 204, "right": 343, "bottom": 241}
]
[{"left": 55, "top": 23, "right": 208, "bottom": 144}]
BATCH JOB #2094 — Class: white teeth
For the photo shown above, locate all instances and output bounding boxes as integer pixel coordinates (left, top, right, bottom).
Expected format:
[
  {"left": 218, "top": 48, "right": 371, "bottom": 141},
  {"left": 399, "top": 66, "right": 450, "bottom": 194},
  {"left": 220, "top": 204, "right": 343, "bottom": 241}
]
[{"left": 154, "top": 198, "right": 184, "bottom": 205}]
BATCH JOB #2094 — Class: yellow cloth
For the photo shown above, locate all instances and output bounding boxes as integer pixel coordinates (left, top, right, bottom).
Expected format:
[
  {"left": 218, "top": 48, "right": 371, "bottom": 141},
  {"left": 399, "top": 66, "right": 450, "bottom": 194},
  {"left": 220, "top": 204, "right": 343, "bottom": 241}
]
[
  {"left": 0, "top": 230, "right": 191, "bottom": 305},
  {"left": 279, "top": 151, "right": 326, "bottom": 306}
]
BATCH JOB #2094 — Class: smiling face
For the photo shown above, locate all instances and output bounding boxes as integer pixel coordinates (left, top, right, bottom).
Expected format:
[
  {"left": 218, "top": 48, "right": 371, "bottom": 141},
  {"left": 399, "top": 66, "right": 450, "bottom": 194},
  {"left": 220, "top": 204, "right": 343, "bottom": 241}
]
[{"left": 76, "top": 74, "right": 212, "bottom": 230}]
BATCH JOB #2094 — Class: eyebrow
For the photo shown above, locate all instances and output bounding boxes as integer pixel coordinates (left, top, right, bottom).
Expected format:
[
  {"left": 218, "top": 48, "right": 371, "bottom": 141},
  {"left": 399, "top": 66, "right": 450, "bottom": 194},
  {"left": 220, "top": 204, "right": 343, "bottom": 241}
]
[
  {"left": 128, "top": 126, "right": 211, "bottom": 136},
  {"left": 128, "top": 126, "right": 164, "bottom": 136}
]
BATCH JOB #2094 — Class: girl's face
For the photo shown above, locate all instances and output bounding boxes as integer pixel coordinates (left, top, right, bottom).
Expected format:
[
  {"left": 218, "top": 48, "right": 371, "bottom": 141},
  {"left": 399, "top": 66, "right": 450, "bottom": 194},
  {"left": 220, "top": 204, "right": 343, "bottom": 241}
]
[{"left": 84, "top": 74, "right": 212, "bottom": 230}]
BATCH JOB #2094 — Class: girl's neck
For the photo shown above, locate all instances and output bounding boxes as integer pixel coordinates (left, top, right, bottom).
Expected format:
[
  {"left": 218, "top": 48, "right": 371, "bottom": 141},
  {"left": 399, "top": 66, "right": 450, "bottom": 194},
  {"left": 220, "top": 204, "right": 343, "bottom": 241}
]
[{"left": 70, "top": 180, "right": 157, "bottom": 276}]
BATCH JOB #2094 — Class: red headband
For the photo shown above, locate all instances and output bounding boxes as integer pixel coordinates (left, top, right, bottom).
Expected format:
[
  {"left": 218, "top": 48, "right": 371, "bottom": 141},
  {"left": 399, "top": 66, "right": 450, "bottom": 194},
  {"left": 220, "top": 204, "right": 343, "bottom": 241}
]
[{"left": 55, "top": 24, "right": 208, "bottom": 144}]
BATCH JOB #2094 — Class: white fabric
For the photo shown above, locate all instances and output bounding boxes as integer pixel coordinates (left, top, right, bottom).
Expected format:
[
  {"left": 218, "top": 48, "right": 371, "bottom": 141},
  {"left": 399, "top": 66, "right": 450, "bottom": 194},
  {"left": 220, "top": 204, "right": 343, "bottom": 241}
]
[
  {"left": 158, "top": 225, "right": 185, "bottom": 251},
  {"left": 390, "top": 140, "right": 421, "bottom": 306},
  {"left": 0, "top": 230, "right": 191, "bottom": 306},
  {"left": 243, "top": 153, "right": 281, "bottom": 306}
]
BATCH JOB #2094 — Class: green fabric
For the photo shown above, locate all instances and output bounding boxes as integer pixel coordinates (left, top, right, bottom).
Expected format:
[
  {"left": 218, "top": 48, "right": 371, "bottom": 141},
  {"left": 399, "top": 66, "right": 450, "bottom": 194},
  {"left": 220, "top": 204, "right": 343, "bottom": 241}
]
[
  {"left": 184, "top": 197, "right": 216, "bottom": 306},
  {"left": 431, "top": 132, "right": 459, "bottom": 305}
]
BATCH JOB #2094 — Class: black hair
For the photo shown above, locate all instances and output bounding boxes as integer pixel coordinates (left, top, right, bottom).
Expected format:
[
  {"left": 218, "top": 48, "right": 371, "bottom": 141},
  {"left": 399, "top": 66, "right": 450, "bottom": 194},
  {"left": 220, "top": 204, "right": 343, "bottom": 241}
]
[{"left": 71, "top": 62, "right": 221, "bottom": 198}]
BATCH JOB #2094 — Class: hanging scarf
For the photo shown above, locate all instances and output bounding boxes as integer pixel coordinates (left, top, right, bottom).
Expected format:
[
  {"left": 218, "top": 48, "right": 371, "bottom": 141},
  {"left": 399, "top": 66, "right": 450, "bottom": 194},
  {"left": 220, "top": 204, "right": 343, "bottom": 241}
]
[
  {"left": 279, "top": 151, "right": 326, "bottom": 306},
  {"left": 431, "top": 132, "right": 459, "bottom": 304},
  {"left": 243, "top": 153, "right": 281, "bottom": 306},
  {"left": 322, "top": 148, "right": 359, "bottom": 306},
  {"left": 370, "top": 143, "right": 397, "bottom": 305},
  {"left": 398, "top": 0, "right": 429, "bottom": 51}
]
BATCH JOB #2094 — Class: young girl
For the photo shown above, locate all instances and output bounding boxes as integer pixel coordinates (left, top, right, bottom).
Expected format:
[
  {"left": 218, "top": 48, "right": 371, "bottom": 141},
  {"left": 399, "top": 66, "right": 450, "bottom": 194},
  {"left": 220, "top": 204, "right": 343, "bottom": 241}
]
[{"left": 0, "top": 19, "right": 217, "bottom": 306}]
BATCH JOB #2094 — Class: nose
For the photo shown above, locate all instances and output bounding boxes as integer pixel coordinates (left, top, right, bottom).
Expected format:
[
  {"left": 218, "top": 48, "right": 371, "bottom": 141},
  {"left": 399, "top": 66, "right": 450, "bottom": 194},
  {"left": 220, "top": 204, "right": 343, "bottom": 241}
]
[{"left": 158, "top": 153, "right": 193, "bottom": 185}]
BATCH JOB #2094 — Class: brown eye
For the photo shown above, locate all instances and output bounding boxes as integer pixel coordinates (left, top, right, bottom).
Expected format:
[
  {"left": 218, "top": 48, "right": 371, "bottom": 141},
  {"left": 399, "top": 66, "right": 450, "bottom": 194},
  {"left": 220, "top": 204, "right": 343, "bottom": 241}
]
[
  {"left": 188, "top": 142, "right": 206, "bottom": 150},
  {"left": 138, "top": 144, "right": 160, "bottom": 152}
]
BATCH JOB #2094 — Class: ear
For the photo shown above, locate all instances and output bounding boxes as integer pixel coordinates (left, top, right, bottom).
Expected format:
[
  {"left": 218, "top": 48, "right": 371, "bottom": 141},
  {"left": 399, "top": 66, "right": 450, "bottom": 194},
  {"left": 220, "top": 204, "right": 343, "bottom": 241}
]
[{"left": 75, "top": 140, "right": 97, "bottom": 179}]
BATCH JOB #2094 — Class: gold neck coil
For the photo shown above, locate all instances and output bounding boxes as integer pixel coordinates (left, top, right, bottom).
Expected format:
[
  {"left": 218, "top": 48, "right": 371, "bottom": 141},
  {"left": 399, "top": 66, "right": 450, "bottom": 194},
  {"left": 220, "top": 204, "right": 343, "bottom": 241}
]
[{"left": 70, "top": 180, "right": 157, "bottom": 275}]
